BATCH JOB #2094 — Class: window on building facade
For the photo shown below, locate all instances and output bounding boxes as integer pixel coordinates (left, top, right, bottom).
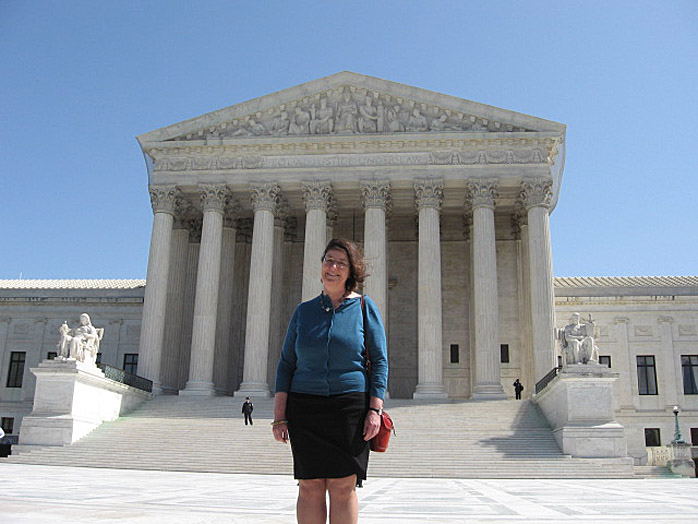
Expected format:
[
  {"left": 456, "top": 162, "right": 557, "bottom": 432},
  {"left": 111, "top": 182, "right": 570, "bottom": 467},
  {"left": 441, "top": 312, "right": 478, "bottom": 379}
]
[
  {"left": 599, "top": 355, "right": 611, "bottom": 368},
  {"left": 644, "top": 428, "right": 661, "bottom": 447},
  {"left": 96, "top": 353, "right": 102, "bottom": 365},
  {"left": 1, "top": 417, "right": 14, "bottom": 435},
  {"left": 681, "top": 355, "right": 698, "bottom": 395},
  {"left": 450, "top": 344, "right": 459, "bottom": 364},
  {"left": 6, "top": 352, "right": 26, "bottom": 388},
  {"left": 690, "top": 428, "right": 698, "bottom": 446},
  {"left": 500, "top": 344, "right": 510, "bottom": 363},
  {"left": 637, "top": 355, "right": 658, "bottom": 395},
  {"left": 123, "top": 353, "right": 138, "bottom": 375},
  {"left": 47, "top": 351, "right": 57, "bottom": 360}
]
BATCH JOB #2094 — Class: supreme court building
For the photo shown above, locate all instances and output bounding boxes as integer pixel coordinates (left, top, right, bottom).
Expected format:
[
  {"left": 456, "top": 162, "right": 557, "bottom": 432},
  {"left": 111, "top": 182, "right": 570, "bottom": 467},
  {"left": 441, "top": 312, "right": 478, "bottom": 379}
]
[
  {"left": 1, "top": 73, "right": 697, "bottom": 462},
  {"left": 135, "top": 71, "right": 564, "bottom": 400}
]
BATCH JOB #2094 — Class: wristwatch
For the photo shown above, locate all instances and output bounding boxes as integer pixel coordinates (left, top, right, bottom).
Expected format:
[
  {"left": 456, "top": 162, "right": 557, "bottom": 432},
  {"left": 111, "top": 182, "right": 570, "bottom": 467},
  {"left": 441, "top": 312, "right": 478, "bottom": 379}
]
[{"left": 368, "top": 407, "right": 383, "bottom": 416}]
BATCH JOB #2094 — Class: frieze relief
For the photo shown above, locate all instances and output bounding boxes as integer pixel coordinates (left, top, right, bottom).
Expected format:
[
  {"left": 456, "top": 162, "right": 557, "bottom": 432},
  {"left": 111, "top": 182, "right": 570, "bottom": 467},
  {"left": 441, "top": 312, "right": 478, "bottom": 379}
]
[
  {"left": 167, "top": 86, "right": 535, "bottom": 142},
  {"left": 153, "top": 147, "right": 548, "bottom": 173}
]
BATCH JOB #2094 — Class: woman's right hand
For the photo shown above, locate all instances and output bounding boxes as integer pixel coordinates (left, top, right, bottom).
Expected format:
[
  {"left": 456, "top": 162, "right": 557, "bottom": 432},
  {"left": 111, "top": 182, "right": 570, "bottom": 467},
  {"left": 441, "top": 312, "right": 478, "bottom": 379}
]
[{"left": 272, "top": 422, "right": 289, "bottom": 444}]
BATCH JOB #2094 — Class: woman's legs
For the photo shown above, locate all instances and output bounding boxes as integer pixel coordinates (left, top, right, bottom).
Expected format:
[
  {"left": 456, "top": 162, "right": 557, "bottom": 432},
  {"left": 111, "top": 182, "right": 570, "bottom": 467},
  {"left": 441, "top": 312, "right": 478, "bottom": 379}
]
[
  {"left": 297, "top": 478, "right": 327, "bottom": 524},
  {"left": 327, "top": 475, "right": 358, "bottom": 524}
]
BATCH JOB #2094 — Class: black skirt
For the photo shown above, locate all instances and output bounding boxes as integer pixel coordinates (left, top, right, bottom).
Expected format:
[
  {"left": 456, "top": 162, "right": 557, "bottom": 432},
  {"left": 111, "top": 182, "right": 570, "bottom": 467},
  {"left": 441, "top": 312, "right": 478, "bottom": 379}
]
[{"left": 286, "top": 391, "right": 369, "bottom": 480}]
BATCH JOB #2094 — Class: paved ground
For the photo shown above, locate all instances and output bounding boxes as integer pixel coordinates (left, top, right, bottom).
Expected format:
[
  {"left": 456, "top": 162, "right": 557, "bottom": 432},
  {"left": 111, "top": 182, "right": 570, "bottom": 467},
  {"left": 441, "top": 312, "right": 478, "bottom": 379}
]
[{"left": 2, "top": 464, "right": 697, "bottom": 523}]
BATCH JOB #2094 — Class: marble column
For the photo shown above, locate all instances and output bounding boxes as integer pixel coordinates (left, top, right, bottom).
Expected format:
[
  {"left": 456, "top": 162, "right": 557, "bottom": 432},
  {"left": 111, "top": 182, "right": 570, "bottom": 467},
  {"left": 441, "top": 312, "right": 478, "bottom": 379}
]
[
  {"left": 301, "top": 181, "right": 333, "bottom": 301},
  {"left": 161, "top": 199, "right": 193, "bottom": 393},
  {"left": 138, "top": 185, "right": 178, "bottom": 394},
  {"left": 513, "top": 208, "right": 534, "bottom": 394},
  {"left": 236, "top": 183, "right": 281, "bottom": 397},
  {"left": 658, "top": 316, "right": 678, "bottom": 407},
  {"left": 183, "top": 185, "right": 229, "bottom": 396},
  {"left": 413, "top": 178, "right": 448, "bottom": 399},
  {"left": 519, "top": 178, "right": 557, "bottom": 383},
  {"left": 361, "top": 179, "right": 390, "bottom": 321},
  {"left": 179, "top": 224, "right": 200, "bottom": 390},
  {"left": 0, "top": 318, "right": 11, "bottom": 376},
  {"left": 614, "top": 317, "right": 634, "bottom": 409},
  {"left": 468, "top": 179, "right": 506, "bottom": 399},
  {"left": 326, "top": 203, "right": 338, "bottom": 244},
  {"left": 213, "top": 201, "right": 239, "bottom": 395},
  {"left": 267, "top": 210, "right": 288, "bottom": 389}
]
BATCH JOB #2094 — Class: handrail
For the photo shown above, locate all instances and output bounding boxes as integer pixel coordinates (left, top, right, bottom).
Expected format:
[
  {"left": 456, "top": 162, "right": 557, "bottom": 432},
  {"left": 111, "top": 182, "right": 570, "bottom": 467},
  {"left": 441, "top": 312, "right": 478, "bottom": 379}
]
[
  {"left": 535, "top": 365, "right": 563, "bottom": 394},
  {"left": 97, "top": 363, "right": 153, "bottom": 393}
]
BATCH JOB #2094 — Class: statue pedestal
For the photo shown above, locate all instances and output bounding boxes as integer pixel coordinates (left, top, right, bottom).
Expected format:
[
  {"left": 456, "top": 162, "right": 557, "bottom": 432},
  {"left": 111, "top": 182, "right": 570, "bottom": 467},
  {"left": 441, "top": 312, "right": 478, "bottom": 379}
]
[
  {"left": 18, "top": 359, "right": 151, "bottom": 447},
  {"left": 533, "top": 364, "right": 629, "bottom": 458},
  {"left": 667, "top": 442, "right": 697, "bottom": 478}
]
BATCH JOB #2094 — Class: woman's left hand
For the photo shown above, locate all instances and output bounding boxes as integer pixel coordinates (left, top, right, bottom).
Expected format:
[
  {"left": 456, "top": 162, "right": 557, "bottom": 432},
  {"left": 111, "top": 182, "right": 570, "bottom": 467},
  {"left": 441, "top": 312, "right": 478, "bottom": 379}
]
[{"left": 363, "top": 410, "right": 381, "bottom": 441}]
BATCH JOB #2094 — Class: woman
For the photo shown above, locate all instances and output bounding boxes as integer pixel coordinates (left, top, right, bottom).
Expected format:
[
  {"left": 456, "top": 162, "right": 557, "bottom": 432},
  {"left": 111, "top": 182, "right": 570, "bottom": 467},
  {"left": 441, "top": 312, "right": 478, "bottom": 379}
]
[{"left": 273, "top": 239, "right": 388, "bottom": 524}]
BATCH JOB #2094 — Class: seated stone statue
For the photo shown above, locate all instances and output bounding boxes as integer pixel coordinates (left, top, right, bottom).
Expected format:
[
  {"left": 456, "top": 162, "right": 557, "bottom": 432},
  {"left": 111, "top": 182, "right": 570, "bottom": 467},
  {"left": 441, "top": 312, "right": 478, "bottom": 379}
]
[
  {"left": 57, "top": 313, "right": 104, "bottom": 366},
  {"left": 560, "top": 312, "right": 599, "bottom": 365}
]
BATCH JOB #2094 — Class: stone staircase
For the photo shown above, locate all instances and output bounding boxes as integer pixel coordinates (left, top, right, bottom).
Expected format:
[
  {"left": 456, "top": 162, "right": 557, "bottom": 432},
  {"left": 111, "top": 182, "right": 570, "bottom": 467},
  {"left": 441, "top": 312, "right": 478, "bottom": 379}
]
[{"left": 4, "top": 396, "right": 636, "bottom": 478}]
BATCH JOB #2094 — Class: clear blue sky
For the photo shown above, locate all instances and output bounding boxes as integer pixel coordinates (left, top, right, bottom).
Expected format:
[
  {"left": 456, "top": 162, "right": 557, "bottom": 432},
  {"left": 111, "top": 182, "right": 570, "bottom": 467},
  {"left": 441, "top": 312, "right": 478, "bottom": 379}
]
[{"left": 1, "top": 1, "right": 696, "bottom": 279}]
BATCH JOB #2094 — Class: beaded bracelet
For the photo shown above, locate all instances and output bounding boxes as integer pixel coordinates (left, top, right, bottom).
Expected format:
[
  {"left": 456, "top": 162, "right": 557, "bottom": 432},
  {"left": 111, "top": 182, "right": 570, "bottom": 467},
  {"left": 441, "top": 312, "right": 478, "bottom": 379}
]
[{"left": 271, "top": 420, "right": 288, "bottom": 427}]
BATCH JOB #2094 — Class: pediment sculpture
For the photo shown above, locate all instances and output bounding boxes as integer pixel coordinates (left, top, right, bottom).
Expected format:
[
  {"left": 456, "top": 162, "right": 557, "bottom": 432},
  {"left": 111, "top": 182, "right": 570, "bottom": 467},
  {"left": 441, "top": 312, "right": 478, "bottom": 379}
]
[
  {"left": 57, "top": 313, "right": 104, "bottom": 367},
  {"left": 168, "top": 85, "right": 535, "bottom": 142}
]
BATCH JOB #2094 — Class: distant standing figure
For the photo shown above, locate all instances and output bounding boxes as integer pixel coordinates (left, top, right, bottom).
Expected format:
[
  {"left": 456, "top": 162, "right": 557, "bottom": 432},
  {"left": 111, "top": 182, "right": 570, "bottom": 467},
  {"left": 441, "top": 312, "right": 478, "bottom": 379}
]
[
  {"left": 513, "top": 379, "right": 524, "bottom": 400},
  {"left": 242, "top": 397, "right": 254, "bottom": 425}
]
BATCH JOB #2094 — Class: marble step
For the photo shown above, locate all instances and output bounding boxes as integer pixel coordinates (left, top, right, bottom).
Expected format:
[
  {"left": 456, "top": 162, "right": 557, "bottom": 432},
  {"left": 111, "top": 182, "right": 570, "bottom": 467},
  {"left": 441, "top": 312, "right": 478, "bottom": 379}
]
[{"left": 4, "top": 397, "right": 636, "bottom": 478}]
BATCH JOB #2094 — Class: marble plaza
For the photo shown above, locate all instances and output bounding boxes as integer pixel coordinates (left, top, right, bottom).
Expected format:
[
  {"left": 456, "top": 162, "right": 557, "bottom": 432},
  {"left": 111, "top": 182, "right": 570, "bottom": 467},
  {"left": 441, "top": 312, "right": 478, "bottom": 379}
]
[{"left": 2, "top": 464, "right": 698, "bottom": 523}]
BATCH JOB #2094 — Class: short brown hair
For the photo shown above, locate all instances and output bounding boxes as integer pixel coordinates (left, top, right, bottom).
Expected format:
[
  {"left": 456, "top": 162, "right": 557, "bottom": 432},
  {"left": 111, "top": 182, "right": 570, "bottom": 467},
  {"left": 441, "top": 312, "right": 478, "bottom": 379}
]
[{"left": 322, "top": 238, "right": 368, "bottom": 293}]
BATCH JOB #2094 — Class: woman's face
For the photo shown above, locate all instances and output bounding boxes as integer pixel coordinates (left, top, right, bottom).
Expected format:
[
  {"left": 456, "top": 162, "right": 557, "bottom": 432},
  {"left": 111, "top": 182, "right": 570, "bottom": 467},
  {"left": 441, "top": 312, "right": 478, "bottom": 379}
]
[{"left": 322, "top": 247, "right": 350, "bottom": 293}]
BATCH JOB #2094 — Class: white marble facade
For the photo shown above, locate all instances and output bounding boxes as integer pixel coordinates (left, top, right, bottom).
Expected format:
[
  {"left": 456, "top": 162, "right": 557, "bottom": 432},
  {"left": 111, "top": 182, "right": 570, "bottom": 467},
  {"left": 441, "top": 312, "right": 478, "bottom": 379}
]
[
  {"left": 1, "top": 73, "right": 697, "bottom": 461},
  {"left": 134, "top": 72, "right": 565, "bottom": 399}
]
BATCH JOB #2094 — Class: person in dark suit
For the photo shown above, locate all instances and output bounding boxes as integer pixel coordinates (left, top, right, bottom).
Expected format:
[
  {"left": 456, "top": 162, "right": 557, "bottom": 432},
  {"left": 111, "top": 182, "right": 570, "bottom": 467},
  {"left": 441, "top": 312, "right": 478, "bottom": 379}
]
[
  {"left": 513, "top": 379, "right": 524, "bottom": 400},
  {"left": 242, "top": 397, "right": 254, "bottom": 425}
]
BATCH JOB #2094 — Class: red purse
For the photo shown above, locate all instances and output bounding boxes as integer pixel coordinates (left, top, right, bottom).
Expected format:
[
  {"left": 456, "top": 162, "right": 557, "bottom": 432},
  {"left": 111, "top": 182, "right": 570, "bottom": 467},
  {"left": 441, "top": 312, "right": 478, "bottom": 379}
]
[
  {"left": 361, "top": 296, "right": 395, "bottom": 453},
  {"left": 370, "top": 411, "right": 395, "bottom": 452}
]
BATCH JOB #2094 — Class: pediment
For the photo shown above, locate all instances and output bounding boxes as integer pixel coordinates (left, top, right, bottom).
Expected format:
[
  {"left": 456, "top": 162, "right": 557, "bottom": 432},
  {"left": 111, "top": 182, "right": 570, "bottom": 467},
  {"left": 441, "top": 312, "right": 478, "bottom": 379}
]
[{"left": 137, "top": 72, "right": 565, "bottom": 145}]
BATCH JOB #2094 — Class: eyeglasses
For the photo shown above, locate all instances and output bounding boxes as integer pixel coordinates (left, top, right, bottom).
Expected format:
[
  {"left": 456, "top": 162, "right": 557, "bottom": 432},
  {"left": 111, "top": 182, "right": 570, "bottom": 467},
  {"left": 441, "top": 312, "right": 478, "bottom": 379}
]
[{"left": 322, "top": 257, "right": 349, "bottom": 270}]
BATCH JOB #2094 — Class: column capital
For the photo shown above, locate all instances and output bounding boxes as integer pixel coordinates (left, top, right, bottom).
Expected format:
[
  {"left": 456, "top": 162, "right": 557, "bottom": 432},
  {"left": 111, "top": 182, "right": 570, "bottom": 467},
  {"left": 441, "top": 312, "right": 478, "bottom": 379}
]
[
  {"left": 173, "top": 196, "right": 196, "bottom": 229},
  {"left": 223, "top": 196, "right": 242, "bottom": 228},
  {"left": 414, "top": 178, "right": 444, "bottom": 211},
  {"left": 250, "top": 183, "right": 282, "bottom": 214},
  {"left": 519, "top": 177, "right": 553, "bottom": 210},
  {"left": 465, "top": 178, "right": 498, "bottom": 209},
  {"left": 235, "top": 217, "right": 253, "bottom": 243},
  {"left": 361, "top": 179, "right": 391, "bottom": 210},
  {"left": 283, "top": 215, "right": 299, "bottom": 241},
  {"left": 301, "top": 180, "right": 334, "bottom": 212},
  {"left": 149, "top": 185, "right": 179, "bottom": 215},
  {"left": 275, "top": 197, "right": 291, "bottom": 228},
  {"left": 187, "top": 217, "right": 203, "bottom": 243},
  {"left": 199, "top": 184, "right": 230, "bottom": 213}
]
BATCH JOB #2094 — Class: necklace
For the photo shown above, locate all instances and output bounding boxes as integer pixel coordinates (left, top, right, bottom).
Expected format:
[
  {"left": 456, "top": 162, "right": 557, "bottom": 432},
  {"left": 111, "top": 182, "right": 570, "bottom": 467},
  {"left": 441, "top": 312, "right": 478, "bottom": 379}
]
[{"left": 321, "top": 291, "right": 348, "bottom": 311}]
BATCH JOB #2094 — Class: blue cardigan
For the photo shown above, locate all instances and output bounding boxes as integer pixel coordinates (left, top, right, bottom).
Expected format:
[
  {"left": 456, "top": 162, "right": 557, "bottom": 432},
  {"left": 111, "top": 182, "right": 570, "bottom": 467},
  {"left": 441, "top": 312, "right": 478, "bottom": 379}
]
[{"left": 275, "top": 294, "right": 388, "bottom": 400}]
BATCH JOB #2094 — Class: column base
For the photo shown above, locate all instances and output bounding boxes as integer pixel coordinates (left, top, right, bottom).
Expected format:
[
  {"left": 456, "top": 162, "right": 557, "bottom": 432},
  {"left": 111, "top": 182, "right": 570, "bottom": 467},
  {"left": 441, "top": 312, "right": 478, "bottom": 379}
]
[
  {"left": 235, "top": 382, "right": 271, "bottom": 398},
  {"left": 413, "top": 383, "right": 449, "bottom": 400},
  {"left": 180, "top": 380, "right": 216, "bottom": 396},
  {"left": 471, "top": 383, "right": 507, "bottom": 400}
]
